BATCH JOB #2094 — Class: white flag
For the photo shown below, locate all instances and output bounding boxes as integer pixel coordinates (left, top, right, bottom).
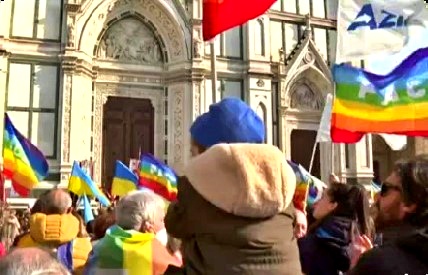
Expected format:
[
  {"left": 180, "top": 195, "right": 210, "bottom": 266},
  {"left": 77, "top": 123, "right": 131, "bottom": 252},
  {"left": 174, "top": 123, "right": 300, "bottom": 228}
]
[
  {"left": 378, "top": 134, "right": 407, "bottom": 151},
  {"left": 316, "top": 93, "right": 333, "bottom": 143},
  {"left": 336, "top": 0, "right": 428, "bottom": 62}
]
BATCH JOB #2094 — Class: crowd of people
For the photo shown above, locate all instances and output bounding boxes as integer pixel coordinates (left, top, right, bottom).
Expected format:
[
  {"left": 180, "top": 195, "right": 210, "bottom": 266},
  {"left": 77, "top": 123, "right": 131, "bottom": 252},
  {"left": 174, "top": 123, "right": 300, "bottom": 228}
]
[{"left": 0, "top": 98, "right": 427, "bottom": 275}]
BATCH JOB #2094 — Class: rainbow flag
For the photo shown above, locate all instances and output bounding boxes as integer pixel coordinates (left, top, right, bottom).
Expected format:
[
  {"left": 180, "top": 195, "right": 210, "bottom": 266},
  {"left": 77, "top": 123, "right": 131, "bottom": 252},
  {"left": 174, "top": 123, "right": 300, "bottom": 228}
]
[
  {"left": 88, "top": 225, "right": 172, "bottom": 275},
  {"left": 68, "top": 161, "right": 110, "bottom": 207},
  {"left": 111, "top": 161, "right": 138, "bottom": 197},
  {"left": 139, "top": 154, "right": 177, "bottom": 201},
  {"left": 331, "top": 47, "right": 428, "bottom": 143},
  {"left": 287, "top": 160, "right": 327, "bottom": 208},
  {"left": 3, "top": 113, "right": 49, "bottom": 196}
]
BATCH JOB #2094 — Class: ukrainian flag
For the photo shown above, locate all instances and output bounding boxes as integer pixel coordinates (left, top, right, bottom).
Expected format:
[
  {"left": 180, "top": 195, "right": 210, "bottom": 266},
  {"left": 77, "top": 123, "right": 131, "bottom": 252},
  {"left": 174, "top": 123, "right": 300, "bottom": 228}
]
[
  {"left": 68, "top": 161, "right": 110, "bottom": 206},
  {"left": 111, "top": 160, "right": 138, "bottom": 197}
]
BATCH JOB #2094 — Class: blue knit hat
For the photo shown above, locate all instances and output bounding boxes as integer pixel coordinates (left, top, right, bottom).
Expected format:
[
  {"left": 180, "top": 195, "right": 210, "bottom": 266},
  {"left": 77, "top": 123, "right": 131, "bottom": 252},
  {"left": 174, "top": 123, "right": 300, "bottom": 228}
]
[{"left": 190, "top": 98, "right": 265, "bottom": 148}]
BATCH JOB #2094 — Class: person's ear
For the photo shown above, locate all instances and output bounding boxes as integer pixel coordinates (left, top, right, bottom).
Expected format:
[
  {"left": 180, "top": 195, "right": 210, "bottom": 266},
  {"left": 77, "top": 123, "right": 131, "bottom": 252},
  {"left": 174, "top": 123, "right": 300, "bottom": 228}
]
[
  {"left": 140, "top": 221, "right": 155, "bottom": 233},
  {"left": 402, "top": 203, "right": 417, "bottom": 214}
]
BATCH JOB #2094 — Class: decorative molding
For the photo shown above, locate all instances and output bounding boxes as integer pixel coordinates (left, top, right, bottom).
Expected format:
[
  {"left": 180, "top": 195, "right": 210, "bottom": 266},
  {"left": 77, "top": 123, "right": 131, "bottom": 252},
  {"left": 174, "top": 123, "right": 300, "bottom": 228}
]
[
  {"left": 193, "top": 82, "right": 201, "bottom": 119},
  {"left": 92, "top": 84, "right": 165, "bottom": 182},
  {"left": 256, "top": 79, "right": 265, "bottom": 87}
]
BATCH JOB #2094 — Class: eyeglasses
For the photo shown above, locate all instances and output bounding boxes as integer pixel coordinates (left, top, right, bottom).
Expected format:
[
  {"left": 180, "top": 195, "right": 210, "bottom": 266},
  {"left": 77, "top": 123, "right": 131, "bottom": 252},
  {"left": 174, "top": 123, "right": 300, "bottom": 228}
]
[{"left": 380, "top": 182, "right": 403, "bottom": 197}]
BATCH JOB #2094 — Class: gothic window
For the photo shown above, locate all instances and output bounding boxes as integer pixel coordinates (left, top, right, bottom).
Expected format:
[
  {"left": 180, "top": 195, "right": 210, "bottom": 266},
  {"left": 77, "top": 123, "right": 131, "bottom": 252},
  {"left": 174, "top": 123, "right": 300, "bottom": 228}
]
[
  {"left": 269, "top": 21, "right": 301, "bottom": 62},
  {"left": 205, "top": 26, "right": 243, "bottom": 59},
  {"left": 256, "top": 103, "right": 268, "bottom": 143},
  {"left": 289, "top": 82, "right": 324, "bottom": 110},
  {"left": 205, "top": 79, "right": 243, "bottom": 106},
  {"left": 272, "top": 82, "right": 280, "bottom": 146},
  {"left": 97, "top": 18, "right": 164, "bottom": 65},
  {"left": 11, "top": 0, "right": 62, "bottom": 40},
  {"left": 270, "top": 0, "right": 338, "bottom": 20},
  {"left": 6, "top": 61, "right": 60, "bottom": 158},
  {"left": 254, "top": 19, "right": 265, "bottom": 56}
]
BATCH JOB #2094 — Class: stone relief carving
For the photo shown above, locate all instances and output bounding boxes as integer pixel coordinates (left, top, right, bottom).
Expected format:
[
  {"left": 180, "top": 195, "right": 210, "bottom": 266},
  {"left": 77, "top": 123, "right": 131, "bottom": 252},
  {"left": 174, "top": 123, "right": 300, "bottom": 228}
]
[
  {"left": 172, "top": 88, "right": 184, "bottom": 165},
  {"left": 193, "top": 29, "right": 202, "bottom": 58},
  {"left": 67, "top": 17, "right": 76, "bottom": 48},
  {"left": 97, "top": 18, "right": 163, "bottom": 65},
  {"left": 62, "top": 74, "right": 72, "bottom": 162},
  {"left": 193, "top": 83, "right": 201, "bottom": 119},
  {"left": 289, "top": 81, "right": 324, "bottom": 110}
]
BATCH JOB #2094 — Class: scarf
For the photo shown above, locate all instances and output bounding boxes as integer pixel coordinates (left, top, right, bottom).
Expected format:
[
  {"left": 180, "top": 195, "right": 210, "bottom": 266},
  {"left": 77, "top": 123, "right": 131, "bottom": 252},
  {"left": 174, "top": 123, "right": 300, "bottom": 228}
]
[{"left": 90, "top": 225, "right": 160, "bottom": 275}]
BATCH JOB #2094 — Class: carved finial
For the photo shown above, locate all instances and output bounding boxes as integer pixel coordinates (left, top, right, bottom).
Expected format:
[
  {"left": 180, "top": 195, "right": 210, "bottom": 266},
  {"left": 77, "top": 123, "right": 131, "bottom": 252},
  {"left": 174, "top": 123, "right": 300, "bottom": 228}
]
[
  {"left": 304, "top": 14, "right": 312, "bottom": 37},
  {"left": 279, "top": 47, "right": 285, "bottom": 62}
]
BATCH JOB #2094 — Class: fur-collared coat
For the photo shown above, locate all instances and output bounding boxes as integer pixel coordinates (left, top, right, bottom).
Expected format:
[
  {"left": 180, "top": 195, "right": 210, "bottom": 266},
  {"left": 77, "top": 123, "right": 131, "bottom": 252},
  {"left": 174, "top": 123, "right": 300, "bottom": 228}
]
[{"left": 165, "top": 143, "right": 302, "bottom": 275}]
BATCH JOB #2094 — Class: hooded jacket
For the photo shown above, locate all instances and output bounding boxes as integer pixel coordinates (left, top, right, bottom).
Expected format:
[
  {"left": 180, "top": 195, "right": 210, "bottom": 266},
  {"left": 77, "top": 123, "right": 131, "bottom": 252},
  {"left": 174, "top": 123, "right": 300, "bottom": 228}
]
[
  {"left": 165, "top": 143, "right": 301, "bottom": 275},
  {"left": 298, "top": 216, "right": 353, "bottom": 275},
  {"left": 16, "top": 213, "right": 92, "bottom": 274},
  {"left": 350, "top": 227, "right": 428, "bottom": 275}
]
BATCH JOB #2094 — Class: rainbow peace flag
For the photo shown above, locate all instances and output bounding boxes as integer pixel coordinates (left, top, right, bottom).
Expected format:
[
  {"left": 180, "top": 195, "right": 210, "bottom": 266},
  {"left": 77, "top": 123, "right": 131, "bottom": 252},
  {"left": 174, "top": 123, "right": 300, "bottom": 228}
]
[
  {"left": 111, "top": 160, "right": 138, "bottom": 197},
  {"left": 89, "top": 225, "right": 170, "bottom": 275},
  {"left": 3, "top": 113, "right": 49, "bottom": 196},
  {"left": 68, "top": 161, "right": 110, "bottom": 207},
  {"left": 139, "top": 154, "right": 177, "bottom": 201},
  {"left": 287, "top": 160, "right": 327, "bottom": 208},
  {"left": 331, "top": 47, "right": 428, "bottom": 143}
]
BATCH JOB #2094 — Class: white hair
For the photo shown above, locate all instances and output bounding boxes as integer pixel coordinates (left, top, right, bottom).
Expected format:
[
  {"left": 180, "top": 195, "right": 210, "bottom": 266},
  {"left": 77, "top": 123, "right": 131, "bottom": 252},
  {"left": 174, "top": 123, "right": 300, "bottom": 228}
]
[
  {"left": 115, "top": 190, "right": 165, "bottom": 231},
  {"left": 0, "top": 247, "right": 70, "bottom": 275}
]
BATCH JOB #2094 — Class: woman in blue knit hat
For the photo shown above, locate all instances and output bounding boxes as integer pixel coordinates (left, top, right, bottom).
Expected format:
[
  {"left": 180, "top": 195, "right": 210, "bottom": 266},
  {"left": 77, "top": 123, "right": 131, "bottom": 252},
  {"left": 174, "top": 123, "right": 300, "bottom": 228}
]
[{"left": 165, "top": 98, "right": 303, "bottom": 275}]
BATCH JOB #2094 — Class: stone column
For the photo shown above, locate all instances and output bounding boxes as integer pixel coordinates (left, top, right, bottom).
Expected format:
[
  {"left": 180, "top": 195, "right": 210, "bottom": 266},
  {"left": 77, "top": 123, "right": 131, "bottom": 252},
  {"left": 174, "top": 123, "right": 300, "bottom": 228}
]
[
  {"left": 168, "top": 83, "right": 186, "bottom": 174},
  {"left": 248, "top": 78, "right": 273, "bottom": 144},
  {"left": 0, "top": 51, "right": 10, "bottom": 162},
  {"left": 343, "top": 135, "right": 374, "bottom": 185}
]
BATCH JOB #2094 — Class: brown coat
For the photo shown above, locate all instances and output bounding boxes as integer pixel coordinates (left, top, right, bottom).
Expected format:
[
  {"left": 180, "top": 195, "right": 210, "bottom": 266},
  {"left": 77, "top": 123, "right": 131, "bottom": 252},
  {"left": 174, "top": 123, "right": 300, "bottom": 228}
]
[{"left": 165, "top": 144, "right": 302, "bottom": 275}]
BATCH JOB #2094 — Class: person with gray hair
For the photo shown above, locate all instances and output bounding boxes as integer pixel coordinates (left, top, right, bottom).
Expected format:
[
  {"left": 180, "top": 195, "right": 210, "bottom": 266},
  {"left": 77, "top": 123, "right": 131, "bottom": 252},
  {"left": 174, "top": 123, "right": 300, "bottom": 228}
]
[
  {"left": 14, "top": 189, "right": 92, "bottom": 274},
  {"left": 0, "top": 247, "right": 70, "bottom": 275},
  {"left": 84, "top": 190, "right": 181, "bottom": 275}
]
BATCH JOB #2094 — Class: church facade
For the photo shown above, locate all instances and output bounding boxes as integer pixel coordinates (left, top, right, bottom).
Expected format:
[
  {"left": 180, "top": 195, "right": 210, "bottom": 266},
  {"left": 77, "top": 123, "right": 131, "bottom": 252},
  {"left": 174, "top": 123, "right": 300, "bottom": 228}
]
[{"left": 0, "top": 0, "right": 419, "bottom": 204}]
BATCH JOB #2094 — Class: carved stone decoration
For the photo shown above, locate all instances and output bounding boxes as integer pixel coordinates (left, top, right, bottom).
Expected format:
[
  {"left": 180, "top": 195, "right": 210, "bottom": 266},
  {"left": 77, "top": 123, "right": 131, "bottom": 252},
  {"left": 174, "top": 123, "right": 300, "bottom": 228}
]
[
  {"left": 171, "top": 87, "right": 184, "bottom": 166},
  {"left": 257, "top": 79, "right": 265, "bottom": 87},
  {"left": 193, "top": 83, "right": 201, "bottom": 119},
  {"left": 289, "top": 81, "right": 324, "bottom": 110},
  {"left": 62, "top": 74, "right": 72, "bottom": 162},
  {"left": 92, "top": 84, "right": 165, "bottom": 183},
  {"left": 67, "top": 17, "right": 76, "bottom": 48},
  {"left": 193, "top": 29, "right": 202, "bottom": 59},
  {"left": 97, "top": 18, "right": 163, "bottom": 65},
  {"left": 79, "top": 0, "right": 186, "bottom": 61}
]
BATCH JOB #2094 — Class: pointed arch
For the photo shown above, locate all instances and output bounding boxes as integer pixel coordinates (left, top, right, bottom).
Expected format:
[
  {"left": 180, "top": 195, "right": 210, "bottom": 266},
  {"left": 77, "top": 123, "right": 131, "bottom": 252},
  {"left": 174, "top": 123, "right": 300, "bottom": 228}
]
[{"left": 256, "top": 102, "right": 268, "bottom": 142}]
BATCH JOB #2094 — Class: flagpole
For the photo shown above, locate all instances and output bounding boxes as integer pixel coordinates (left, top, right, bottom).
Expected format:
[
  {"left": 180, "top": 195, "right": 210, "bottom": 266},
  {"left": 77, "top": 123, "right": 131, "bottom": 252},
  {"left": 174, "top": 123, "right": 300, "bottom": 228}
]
[
  {"left": 309, "top": 142, "right": 318, "bottom": 174},
  {"left": 210, "top": 39, "right": 217, "bottom": 103}
]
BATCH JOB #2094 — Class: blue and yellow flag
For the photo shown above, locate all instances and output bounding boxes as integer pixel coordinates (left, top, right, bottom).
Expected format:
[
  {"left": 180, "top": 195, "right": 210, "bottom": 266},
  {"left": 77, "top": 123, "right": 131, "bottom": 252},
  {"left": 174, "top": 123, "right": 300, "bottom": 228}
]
[
  {"left": 68, "top": 161, "right": 110, "bottom": 207},
  {"left": 81, "top": 194, "right": 94, "bottom": 224},
  {"left": 111, "top": 160, "right": 138, "bottom": 197}
]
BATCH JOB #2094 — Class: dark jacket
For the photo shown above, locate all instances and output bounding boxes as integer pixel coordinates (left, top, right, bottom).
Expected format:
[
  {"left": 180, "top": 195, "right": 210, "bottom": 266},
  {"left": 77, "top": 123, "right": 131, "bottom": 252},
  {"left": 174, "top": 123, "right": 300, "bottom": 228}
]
[
  {"left": 298, "top": 216, "right": 353, "bottom": 275},
  {"left": 350, "top": 227, "right": 428, "bottom": 275},
  {"left": 165, "top": 144, "right": 302, "bottom": 275}
]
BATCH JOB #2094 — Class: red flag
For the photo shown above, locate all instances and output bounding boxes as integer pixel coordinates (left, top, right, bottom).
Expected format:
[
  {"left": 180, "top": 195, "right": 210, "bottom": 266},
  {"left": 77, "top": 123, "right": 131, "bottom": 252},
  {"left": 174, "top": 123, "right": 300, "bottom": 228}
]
[{"left": 203, "top": 0, "right": 276, "bottom": 41}]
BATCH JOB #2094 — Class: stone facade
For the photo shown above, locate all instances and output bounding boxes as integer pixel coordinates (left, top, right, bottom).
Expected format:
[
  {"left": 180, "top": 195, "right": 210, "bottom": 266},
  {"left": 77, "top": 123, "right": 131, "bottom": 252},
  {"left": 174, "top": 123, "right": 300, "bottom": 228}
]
[{"left": 0, "top": 0, "right": 422, "bottom": 203}]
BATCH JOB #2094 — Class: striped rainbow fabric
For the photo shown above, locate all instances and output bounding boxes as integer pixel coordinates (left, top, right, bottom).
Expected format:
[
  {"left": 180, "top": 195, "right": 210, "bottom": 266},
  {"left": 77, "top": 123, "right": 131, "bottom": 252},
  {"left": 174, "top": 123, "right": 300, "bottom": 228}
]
[
  {"left": 3, "top": 113, "right": 49, "bottom": 196},
  {"left": 90, "top": 225, "right": 166, "bottom": 275},
  {"left": 331, "top": 47, "right": 428, "bottom": 143},
  {"left": 139, "top": 154, "right": 177, "bottom": 201}
]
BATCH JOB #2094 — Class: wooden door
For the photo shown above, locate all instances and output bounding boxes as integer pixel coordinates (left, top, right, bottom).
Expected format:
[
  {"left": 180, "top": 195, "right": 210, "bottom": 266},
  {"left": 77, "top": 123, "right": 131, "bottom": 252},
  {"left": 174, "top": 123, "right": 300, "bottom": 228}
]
[
  {"left": 102, "top": 97, "right": 154, "bottom": 190},
  {"left": 290, "top": 129, "right": 320, "bottom": 179}
]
